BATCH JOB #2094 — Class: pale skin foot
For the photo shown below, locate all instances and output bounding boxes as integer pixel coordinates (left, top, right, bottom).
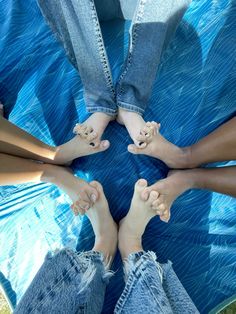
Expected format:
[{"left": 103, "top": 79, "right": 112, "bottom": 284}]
[
  {"left": 54, "top": 134, "right": 110, "bottom": 165},
  {"left": 117, "top": 108, "right": 148, "bottom": 148},
  {"left": 118, "top": 179, "right": 159, "bottom": 260},
  {"left": 86, "top": 181, "right": 118, "bottom": 265},
  {"left": 55, "top": 112, "right": 113, "bottom": 164},
  {"left": 73, "top": 112, "right": 114, "bottom": 147},
  {"left": 42, "top": 164, "right": 99, "bottom": 215},
  {"left": 141, "top": 170, "right": 196, "bottom": 223},
  {"left": 128, "top": 121, "right": 191, "bottom": 169}
]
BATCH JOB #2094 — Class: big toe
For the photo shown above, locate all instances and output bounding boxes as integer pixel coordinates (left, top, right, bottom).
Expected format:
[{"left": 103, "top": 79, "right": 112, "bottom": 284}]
[
  {"left": 128, "top": 144, "right": 142, "bottom": 154},
  {"left": 89, "top": 181, "right": 106, "bottom": 201},
  {"left": 134, "top": 179, "right": 148, "bottom": 196},
  {"left": 98, "top": 140, "right": 110, "bottom": 150},
  {"left": 89, "top": 139, "right": 110, "bottom": 150}
]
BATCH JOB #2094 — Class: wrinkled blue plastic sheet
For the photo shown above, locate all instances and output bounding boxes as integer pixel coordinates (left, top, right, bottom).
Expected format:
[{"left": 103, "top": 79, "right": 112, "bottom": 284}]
[{"left": 0, "top": 0, "right": 236, "bottom": 313}]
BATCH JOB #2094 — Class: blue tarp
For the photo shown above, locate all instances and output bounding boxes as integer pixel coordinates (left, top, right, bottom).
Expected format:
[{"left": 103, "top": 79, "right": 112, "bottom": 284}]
[{"left": 0, "top": 0, "right": 236, "bottom": 313}]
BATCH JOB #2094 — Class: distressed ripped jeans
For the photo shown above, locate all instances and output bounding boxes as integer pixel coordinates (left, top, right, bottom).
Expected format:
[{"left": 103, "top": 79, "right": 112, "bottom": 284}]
[
  {"left": 14, "top": 249, "right": 199, "bottom": 314},
  {"left": 38, "top": 0, "right": 191, "bottom": 116}
]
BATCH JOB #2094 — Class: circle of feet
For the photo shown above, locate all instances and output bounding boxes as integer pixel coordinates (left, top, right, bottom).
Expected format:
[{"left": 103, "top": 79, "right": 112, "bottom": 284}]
[{"left": 71, "top": 116, "right": 174, "bottom": 224}]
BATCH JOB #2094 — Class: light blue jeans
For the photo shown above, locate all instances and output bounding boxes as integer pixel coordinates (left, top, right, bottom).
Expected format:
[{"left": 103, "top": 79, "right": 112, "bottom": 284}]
[
  {"left": 14, "top": 249, "right": 199, "bottom": 313},
  {"left": 37, "top": 0, "right": 191, "bottom": 116}
]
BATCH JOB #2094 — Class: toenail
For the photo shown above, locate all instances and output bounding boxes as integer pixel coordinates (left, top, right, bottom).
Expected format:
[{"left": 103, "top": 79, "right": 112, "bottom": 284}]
[
  {"left": 138, "top": 180, "right": 146, "bottom": 186},
  {"left": 139, "top": 141, "right": 144, "bottom": 146},
  {"left": 102, "top": 141, "right": 109, "bottom": 147},
  {"left": 90, "top": 142, "right": 95, "bottom": 147},
  {"left": 90, "top": 194, "right": 97, "bottom": 202}
]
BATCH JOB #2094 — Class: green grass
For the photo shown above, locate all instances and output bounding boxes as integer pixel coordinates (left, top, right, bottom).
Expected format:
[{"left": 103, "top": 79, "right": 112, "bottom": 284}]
[
  {"left": 0, "top": 292, "right": 10, "bottom": 314},
  {"left": 219, "top": 301, "right": 236, "bottom": 314}
]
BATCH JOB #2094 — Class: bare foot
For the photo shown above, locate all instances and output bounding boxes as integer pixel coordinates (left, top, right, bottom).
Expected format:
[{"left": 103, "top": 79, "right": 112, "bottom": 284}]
[
  {"left": 117, "top": 108, "right": 148, "bottom": 148},
  {"left": 118, "top": 179, "right": 159, "bottom": 260},
  {"left": 128, "top": 121, "right": 191, "bottom": 169},
  {"left": 86, "top": 181, "right": 118, "bottom": 265},
  {"left": 141, "top": 170, "right": 196, "bottom": 223},
  {"left": 54, "top": 135, "right": 110, "bottom": 165},
  {"left": 73, "top": 112, "right": 114, "bottom": 146},
  {"left": 41, "top": 165, "right": 99, "bottom": 215}
]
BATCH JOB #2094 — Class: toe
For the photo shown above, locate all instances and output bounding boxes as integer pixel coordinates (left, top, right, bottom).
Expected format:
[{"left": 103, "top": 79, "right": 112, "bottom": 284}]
[
  {"left": 141, "top": 187, "right": 150, "bottom": 201},
  {"left": 79, "top": 189, "right": 92, "bottom": 204},
  {"left": 128, "top": 144, "right": 139, "bottom": 154},
  {"left": 86, "top": 131, "right": 98, "bottom": 142},
  {"left": 99, "top": 140, "right": 110, "bottom": 151},
  {"left": 151, "top": 199, "right": 161, "bottom": 209},
  {"left": 81, "top": 182, "right": 100, "bottom": 202},
  {"left": 73, "top": 124, "right": 86, "bottom": 135},
  {"left": 90, "top": 139, "right": 110, "bottom": 150},
  {"left": 73, "top": 202, "right": 86, "bottom": 215},
  {"left": 138, "top": 141, "right": 147, "bottom": 148},
  {"left": 147, "top": 191, "right": 159, "bottom": 205},
  {"left": 89, "top": 181, "right": 104, "bottom": 200},
  {"left": 134, "top": 135, "right": 148, "bottom": 148},
  {"left": 137, "top": 134, "right": 148, "bottom": 142},
  {"left": 158, "top": 203, "right": 166, "bottom": 214},
  {"left": 160, "top": 209, "right": 170, "bottom": 223},
  {"left": 134, "top": 179, "right": 148, "bottom": 195},
  {"left": 84, "top": 126, "right": 94, "bottom": 135},
  {"left": 77, "top": 200, "right": 90, "bottom": 211},
  {"left": 142, "top": 126, "right": 153, "bottom": 137}
]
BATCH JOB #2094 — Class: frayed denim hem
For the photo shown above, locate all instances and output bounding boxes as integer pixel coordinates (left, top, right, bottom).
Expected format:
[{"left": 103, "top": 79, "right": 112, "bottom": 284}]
[
  {"left": 117, "top": 102, "right": 145, "bottom": 115},
  {"left": 86, "top": 106, "right": 117, "bottom": 116}
]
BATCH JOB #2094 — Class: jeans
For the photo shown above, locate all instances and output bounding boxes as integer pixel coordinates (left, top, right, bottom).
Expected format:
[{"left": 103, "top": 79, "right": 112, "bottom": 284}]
[
  {"left": 37, "top": 0, "right": 191, "bottom": 116},
  {"left": 14, "top": 249, "right": 199, "bottom": 314}
]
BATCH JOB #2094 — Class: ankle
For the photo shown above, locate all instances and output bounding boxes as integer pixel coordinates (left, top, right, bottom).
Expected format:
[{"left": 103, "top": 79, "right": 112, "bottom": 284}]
[
  {"left": 93, "top": 238, "right": 117, "bottom": 264},
  {"left": 184, "top": 168, "right": 205, "bottom": 189},
  {"left": 40, "top": 163, "right": 66, "bottom": 185},
  {"left": 181, "top": 146, "right": 200, "bottom": 169},
  {"left": 176, "top": 169, "right": 200, "bottom": 190},
  {"left": 118, "top": 234, "right": 143, "bottom": 261},
  {"left": 53, "top": 145, "right": 71, "bottom": 165}
]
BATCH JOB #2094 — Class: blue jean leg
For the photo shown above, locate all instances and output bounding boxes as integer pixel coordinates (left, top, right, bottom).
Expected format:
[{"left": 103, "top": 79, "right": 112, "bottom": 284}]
[
  {"left": 114, "top": 251, "right": 199, "bottom": 314},
  {"left": 162, "top": 262, "right": 199, "bottom": 314},
  {"left": 116, "top": 0, "right": 191, "bottom": 115},
  {"left": 37, "top": 0, "right": 117, "bottom": 116},
  {"left": 14, "top": 249, "right": 112, "bottom": 314}
]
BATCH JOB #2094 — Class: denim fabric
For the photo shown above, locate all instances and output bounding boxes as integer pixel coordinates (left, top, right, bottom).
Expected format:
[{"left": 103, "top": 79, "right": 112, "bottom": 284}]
[
  {"left": 37, "top": 0, "right": 117, "bottom": 116},
  {"left": 14, "top": 249, "right": 199, "bottom": 314},
  {"left": 38, "top": 0, "right": 191, "bottom": 116},
  {"left": 116, "top": 0, "right": 192, "bottom": 115},
  {"left": 14, "top": 249, "right": 111, "bottom": 314},
  {"left": 115, "top": 251, "right": 199, "bottom": 313}
]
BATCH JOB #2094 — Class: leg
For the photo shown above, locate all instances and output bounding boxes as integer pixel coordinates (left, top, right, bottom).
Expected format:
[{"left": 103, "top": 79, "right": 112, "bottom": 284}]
[
  {"left": 116, "top": 0, "right": 191, "bottom": 147},
  {"left": 15, "top": 185, "right": 117, "bottom": 313},
  {"left": 115, "top": 179, "right": 198, "bottom": 313},
  {"left": 0, "top": 117, "right": 109, "bottom": 165},
  {"left": 0, "top": 153, "right": 100, "bottom": 213},
  {"left": 38, "top": 0, "right": 117, "bottom": 144},
  {"left": 142, "top": 166, "right": 236, "bottom": 223},
  {"left": 129, "top": 117, "right": 236, "bottom": 169}
]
